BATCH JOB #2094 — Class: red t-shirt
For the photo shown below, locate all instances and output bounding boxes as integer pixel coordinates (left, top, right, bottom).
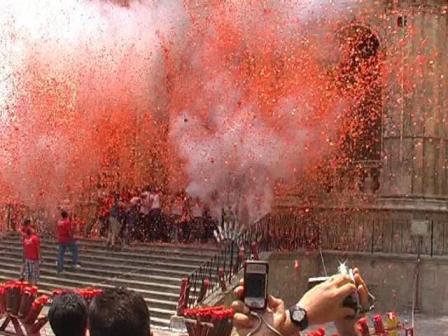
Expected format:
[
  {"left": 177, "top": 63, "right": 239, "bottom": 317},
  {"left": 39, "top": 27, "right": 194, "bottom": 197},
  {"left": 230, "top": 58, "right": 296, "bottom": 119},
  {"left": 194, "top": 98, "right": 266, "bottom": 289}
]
[
  {"left": 57, "top": 219, "right": 73, "bottom": 244},
  {"left": 99, "top": 196, "right": 113, "bottom": 217},
  {"left": 20, "top": 227, "right": 36, "bottom": 244},
  {"left": 23, "top": 234, "right": 40, "bottom": 261}
]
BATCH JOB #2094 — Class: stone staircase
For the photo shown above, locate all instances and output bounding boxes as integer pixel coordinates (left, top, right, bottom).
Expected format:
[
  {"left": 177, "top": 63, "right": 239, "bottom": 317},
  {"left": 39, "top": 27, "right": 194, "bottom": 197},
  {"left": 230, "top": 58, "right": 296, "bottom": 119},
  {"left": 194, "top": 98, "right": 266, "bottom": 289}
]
[{"left": 0, "top": 233, "right": 219, "bottom": 329}]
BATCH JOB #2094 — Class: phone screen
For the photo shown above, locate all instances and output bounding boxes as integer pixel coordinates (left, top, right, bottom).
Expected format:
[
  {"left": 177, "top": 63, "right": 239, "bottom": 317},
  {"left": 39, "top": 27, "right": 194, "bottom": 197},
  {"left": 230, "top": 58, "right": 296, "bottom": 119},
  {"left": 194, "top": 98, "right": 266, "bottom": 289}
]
[{"left": 245, "top": 273, "right": 266, "bottom": 298}]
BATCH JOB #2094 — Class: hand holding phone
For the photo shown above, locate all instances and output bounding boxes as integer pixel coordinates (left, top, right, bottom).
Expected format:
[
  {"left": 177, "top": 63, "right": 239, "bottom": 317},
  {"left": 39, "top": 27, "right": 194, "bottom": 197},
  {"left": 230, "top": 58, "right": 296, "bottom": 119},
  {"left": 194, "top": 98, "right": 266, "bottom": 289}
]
[{"left": 243, "top": 260, "right": 269, "bottom": 311}]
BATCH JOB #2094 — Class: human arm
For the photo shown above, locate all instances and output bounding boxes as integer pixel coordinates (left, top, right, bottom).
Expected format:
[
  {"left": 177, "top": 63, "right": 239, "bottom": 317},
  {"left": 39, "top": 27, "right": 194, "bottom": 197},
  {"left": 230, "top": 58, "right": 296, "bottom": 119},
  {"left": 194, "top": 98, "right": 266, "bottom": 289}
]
[{"left": 232, "top": 274, "right": 357, "bottom": 336}]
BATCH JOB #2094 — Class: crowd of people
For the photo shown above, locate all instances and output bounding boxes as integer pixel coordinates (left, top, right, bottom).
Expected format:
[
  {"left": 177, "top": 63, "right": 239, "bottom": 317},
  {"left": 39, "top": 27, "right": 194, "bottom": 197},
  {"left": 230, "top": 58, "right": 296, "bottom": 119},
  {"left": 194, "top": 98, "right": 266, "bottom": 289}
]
[
  {"left": 89, "top": 187, "right": 219, "bottom": 249},
  {"left": 43, "top": 268, "right": 372, "bottom": 336},
  {"left": 18, "top": 208, "right": 375, "bottom": 336},
  {"left": 17, "top": 200, "right": 376, "bottom": 336},
  {"left": 2, "top": 185, "right": 225, "bottom": 250}
]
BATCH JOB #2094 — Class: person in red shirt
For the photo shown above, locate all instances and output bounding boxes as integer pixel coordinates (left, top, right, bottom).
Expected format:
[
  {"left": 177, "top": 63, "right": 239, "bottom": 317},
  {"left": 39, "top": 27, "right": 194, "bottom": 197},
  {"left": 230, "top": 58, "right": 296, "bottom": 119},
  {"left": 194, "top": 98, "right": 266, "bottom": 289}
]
[
  {"left": 22, "top": 224, "right": 41, "bottom": 285},
  {"left": 57, "top": 210, "right": 80, "bottom": 274}
]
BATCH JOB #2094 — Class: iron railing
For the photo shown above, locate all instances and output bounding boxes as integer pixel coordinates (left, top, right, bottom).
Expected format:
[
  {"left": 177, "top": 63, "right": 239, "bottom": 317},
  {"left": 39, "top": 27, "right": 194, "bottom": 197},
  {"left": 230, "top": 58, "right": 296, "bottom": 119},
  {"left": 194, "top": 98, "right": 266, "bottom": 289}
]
[
  {"left": 252, "top": 212, "right": 448, "bottom": 256},
  {"left": 178, "top": 209, "right": 448, "bottom": 313},
  {"left": 181, "top": 228, "right": 262, "bottom": 310}
]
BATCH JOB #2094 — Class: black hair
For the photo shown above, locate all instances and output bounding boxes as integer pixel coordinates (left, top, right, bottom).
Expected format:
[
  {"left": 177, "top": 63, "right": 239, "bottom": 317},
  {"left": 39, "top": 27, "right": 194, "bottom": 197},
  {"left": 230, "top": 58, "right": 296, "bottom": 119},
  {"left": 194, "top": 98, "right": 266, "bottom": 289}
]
[
  {"left": 61, "top": 210, "right": 68, "bottom": 219},
  {"left": 89, "top": 287, "right": 150, "bottom": 336},
  {"left": 48, "top": 293, "right": 88, "bottom": 336},
  {"left": 23, "top": 219, "right": 31, "bottom": 227}
]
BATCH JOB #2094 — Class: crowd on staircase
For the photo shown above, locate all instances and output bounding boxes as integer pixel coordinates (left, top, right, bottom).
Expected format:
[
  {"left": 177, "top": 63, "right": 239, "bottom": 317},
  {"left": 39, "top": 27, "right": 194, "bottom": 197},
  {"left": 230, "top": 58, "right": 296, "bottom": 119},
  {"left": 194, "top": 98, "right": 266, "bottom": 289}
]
[
  {"left": 92, "top": 186, "right": 219, "bottom": 250},
  {"left": 1, "top": 185, "right": 229, "bottom": 251}
]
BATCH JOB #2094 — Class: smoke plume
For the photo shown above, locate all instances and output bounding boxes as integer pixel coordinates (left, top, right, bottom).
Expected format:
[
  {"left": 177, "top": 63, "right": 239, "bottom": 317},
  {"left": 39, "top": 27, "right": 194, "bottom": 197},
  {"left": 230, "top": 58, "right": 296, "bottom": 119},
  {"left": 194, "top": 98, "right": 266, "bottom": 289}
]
[{"left": 0, "top": 0, "right": 367, "bottom": 223}]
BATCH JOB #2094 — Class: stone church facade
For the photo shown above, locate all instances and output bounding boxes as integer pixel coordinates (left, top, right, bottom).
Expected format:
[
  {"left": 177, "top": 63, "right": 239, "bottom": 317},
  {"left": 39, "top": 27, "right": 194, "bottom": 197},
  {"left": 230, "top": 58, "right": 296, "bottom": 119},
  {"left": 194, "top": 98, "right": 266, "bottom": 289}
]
[{"left": 274, "top": 0, "right": 448, "bottom": 253}]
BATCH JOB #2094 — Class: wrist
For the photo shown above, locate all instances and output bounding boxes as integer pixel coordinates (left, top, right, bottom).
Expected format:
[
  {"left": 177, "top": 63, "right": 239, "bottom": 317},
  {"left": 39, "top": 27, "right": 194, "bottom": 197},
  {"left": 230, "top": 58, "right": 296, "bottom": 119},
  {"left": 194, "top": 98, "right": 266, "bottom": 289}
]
[
  {"left": 296, "top": 300, "right": 315, "bottom": 326},
  {"left": 283, "top": 310, "right": 301, "bottom": 336},
  {"left": 287, "top": 304, "right": 309, "bottom": 335}
]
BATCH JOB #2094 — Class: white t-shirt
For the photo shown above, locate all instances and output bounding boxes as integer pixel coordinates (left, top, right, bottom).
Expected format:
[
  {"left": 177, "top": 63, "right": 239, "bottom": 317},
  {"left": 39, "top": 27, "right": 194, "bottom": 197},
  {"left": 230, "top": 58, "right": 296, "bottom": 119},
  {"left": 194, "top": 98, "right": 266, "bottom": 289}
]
[
  {"left": 149, "top": 193, "right": 161, "bottom": 210},
  {"left": 171, "top": 199, "right": 183, "bottom": 216},
  {"left": 192, "top": 203, "right": 202, "bottom": 218},
  {"left": 140, "top": 192, "right": 151, "bottom": 215}
]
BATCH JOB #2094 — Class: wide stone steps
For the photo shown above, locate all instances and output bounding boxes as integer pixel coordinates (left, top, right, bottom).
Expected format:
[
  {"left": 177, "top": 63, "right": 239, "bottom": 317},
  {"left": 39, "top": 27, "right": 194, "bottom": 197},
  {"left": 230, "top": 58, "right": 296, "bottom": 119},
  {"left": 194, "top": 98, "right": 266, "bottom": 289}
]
[
  {"left": 0, "top": 234, "right": 220, "bottom": 329},
  {"left": 0, "top": 247, "right": 201, "bottom": 273},
  {"left": 0, "top": 255, "right": 196, "bottom": 281},
  {"left": 0, "top": 236, "right": 218, "bottom": 258},
  {"left": 0, "top": 241, "right": 207, "bottom": 266},
  {"left": 0, "top": 271, "right": 176, "bottom": 323}
]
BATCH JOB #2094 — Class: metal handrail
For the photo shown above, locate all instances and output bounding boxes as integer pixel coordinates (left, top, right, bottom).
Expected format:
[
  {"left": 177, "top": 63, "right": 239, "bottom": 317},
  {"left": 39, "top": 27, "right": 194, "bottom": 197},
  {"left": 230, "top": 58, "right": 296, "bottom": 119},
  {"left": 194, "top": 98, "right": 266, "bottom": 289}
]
[{"left": 180, "top": 225, "right": 261, "bottom": 310}]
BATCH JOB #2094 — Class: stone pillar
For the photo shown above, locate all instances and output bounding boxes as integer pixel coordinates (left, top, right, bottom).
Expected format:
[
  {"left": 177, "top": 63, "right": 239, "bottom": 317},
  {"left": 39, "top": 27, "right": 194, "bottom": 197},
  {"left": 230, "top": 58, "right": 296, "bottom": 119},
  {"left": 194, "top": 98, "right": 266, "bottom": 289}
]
[{"left": 381, "top": 1, "right": 448, "bottom": 209}]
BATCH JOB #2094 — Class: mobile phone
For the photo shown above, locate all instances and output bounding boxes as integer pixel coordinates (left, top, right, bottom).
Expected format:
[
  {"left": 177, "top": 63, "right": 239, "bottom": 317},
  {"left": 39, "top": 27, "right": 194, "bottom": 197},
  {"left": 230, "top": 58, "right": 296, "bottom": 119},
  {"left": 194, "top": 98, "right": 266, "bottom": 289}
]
[{"left": 243, "top": 260, "right": 268, "bottom": 310}]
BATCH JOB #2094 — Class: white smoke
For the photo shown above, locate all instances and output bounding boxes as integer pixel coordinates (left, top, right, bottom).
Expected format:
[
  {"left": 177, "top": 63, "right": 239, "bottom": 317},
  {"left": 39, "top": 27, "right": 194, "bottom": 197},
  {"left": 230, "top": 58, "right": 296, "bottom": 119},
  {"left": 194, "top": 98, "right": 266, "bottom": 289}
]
[
  {"left": 170, "top": 74, "right": 343, "bottom": 224},
  {"left": 0, "top": 0, "right": 355, "bottom": 224},
  {"left": 0, "top": 0, "right": 187, "bottom": 206},
  {"left": 168, "top": 0, "right": 353, "bottom": 225}
]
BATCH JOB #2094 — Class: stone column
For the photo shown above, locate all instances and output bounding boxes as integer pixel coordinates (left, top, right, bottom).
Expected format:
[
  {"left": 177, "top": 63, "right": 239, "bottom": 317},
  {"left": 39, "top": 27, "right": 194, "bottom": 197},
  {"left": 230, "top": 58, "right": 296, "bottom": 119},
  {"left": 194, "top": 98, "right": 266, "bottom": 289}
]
[{"left": 381, "top": 1, "right": 448, "bottom": 208}]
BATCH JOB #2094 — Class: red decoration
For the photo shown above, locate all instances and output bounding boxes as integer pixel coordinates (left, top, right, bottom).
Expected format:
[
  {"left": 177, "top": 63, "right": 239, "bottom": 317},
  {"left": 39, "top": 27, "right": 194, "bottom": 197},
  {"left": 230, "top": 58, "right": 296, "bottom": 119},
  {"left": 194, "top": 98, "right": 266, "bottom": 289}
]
[
  {"left": 0, "top": 281, "right": 105, "bottom": 336},
  {"left": 176, "top": 277, "right": 190, "bottom": 316},
  {"left": 357, "top": 317, "right": 370, "bottom": 336},
  {"left": 373, "top": 314, "right": 385, "bottom": 334},
  {"left": 0, "top": 280, "right": 49, "bottom": 336},
  {"left": 184, "top": 306, "right": 234, "bottom": 336}
]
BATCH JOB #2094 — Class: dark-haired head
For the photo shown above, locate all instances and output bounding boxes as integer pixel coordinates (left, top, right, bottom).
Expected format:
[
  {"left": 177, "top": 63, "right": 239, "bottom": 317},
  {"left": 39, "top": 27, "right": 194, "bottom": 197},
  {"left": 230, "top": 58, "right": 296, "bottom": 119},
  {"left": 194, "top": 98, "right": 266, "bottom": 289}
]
[
  {"left": 89, "top": 287, "right": 151, "bottom": 336},
  {"left": 48, "top": 293, "right": 87, "bottom": 336},
  {"left": 61, "top": 210, "right": 68, "bottom": 219},
  {"left": 23, "top": 219, "right": 31, "bottom": 227}
]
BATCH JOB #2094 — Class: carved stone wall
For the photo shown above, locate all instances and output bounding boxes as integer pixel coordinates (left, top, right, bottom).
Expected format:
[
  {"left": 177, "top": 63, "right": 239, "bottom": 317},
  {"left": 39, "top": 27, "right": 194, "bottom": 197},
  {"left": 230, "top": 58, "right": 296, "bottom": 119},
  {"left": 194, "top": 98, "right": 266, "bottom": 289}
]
[
  {"left": 381, "top": 0, "right": 448, "bottom": 205},
  {"left": 277, "top": 0, "right": 448, "bottom": 214}
]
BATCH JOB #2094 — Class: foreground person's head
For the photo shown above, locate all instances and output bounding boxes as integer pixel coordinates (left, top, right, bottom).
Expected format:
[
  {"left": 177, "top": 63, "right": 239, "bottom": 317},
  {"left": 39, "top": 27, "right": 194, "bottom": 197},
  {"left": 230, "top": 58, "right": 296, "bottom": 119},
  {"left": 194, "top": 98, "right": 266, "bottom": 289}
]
[
  {"left": 48, "top": 293, "right": 88, "bottom": 336},
  {"left": 89, "top": 287, "right": 151, "bottom": 336}
]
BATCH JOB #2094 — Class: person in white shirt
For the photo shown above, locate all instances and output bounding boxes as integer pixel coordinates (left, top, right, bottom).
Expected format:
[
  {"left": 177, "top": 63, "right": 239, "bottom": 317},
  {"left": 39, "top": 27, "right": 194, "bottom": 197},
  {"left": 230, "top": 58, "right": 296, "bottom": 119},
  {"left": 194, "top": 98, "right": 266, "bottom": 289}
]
[
  {"left": 191, "top": 198, "right": 204, "bottom": 243},
  {"left": 139, "top": 190, "right": 151, "bottom": 242},
  {"left": 139, "top": 191, "right": 151, "bottom": 216},
  {"left": 149, "top": 187, "right": 163, "bottom": 242},
  {"left": 149, "top": 191, "right": 161, "bottom": 211},
  {"left": 170, "top": 193, "right": 184, "bottom": 242}
]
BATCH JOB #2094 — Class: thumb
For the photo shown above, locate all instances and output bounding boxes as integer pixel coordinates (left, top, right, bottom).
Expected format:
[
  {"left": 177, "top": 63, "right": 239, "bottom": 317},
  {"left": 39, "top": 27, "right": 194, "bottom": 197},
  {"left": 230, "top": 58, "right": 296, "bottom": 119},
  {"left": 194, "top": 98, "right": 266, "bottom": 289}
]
[
  {"left": 268, "top": 295, "right": 284, "bottom": 310},
  {"left": 268, "top": 295, "right": 287, "bottom": 327}
]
